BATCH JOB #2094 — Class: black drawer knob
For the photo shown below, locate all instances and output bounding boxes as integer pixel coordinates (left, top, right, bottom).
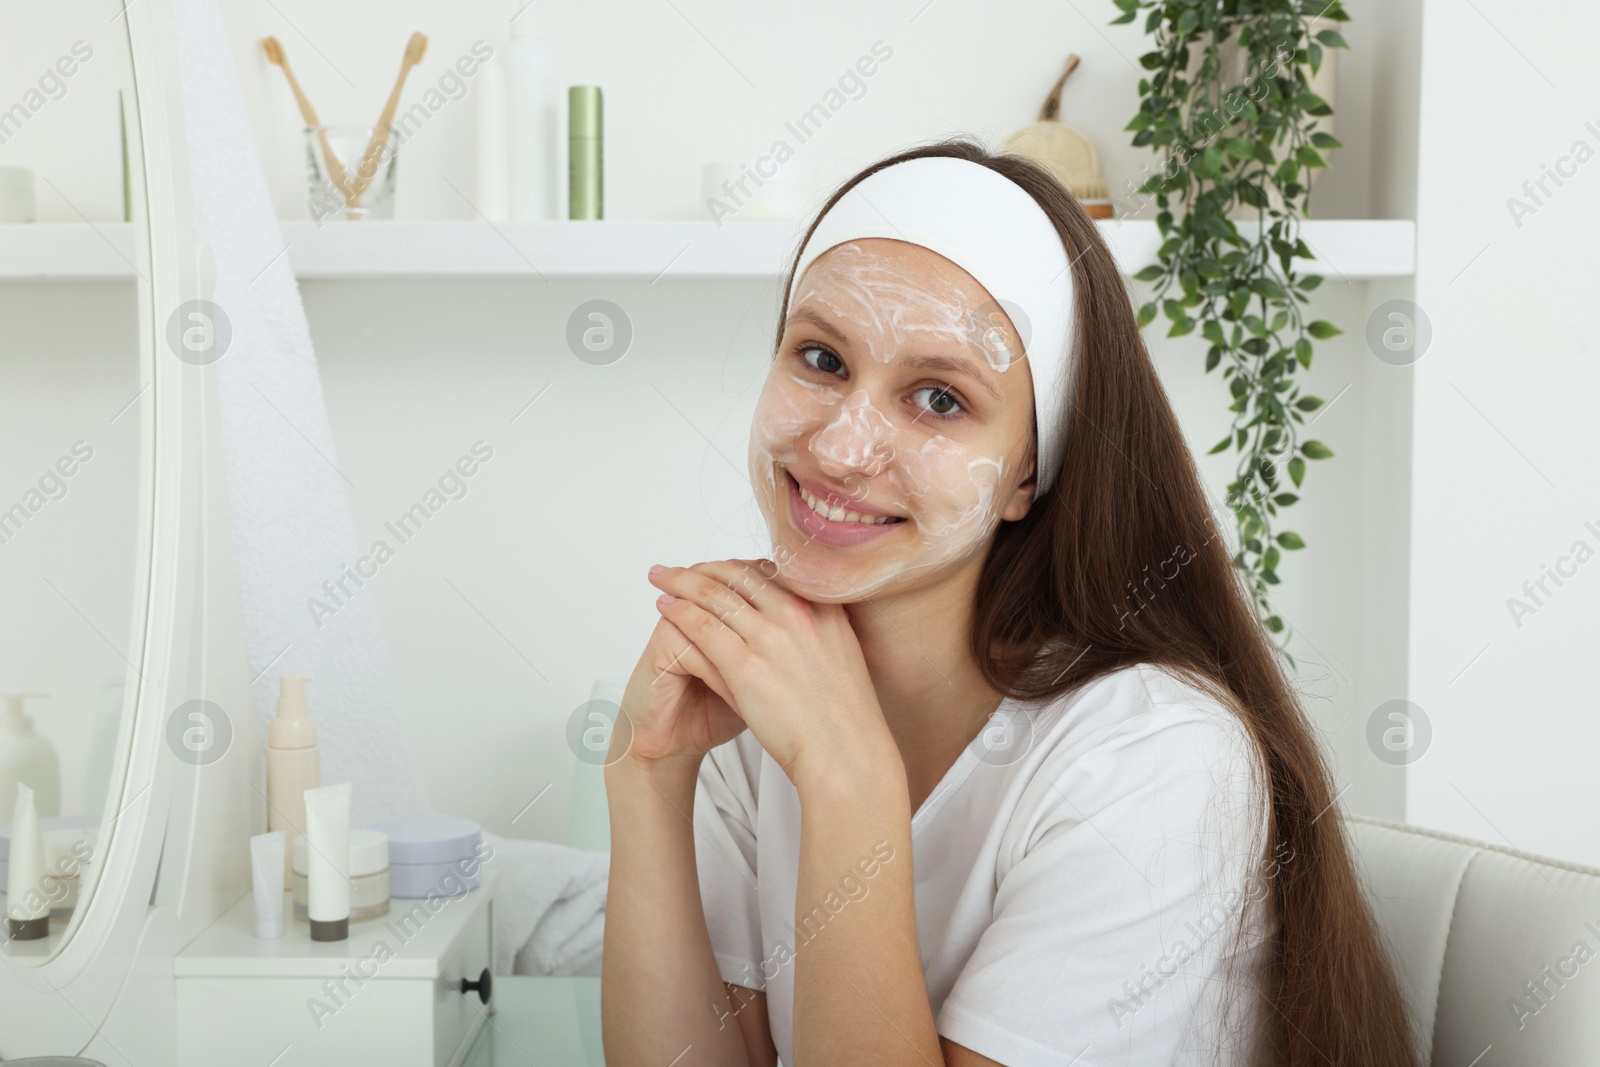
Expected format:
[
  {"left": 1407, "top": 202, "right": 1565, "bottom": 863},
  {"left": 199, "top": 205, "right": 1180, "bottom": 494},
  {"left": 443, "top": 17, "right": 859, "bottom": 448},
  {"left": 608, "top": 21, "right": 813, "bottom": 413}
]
[{"left": 460, "top": 967, "right": 492, "bottom": 1004}]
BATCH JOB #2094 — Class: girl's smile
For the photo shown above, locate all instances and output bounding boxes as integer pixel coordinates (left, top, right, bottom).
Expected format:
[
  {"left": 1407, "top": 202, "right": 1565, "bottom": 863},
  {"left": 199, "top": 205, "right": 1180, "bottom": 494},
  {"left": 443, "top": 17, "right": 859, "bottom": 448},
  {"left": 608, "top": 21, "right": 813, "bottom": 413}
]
[{"left": 784, "top": 467, "right": 907, "bottom": 548}]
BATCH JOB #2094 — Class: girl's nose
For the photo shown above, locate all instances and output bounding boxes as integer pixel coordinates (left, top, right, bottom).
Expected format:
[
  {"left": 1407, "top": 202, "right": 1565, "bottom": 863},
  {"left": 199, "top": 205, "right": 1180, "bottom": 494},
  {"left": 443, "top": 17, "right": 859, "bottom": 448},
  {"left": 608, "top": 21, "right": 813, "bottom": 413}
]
[{"left": 809, "top": 390, "right": 895, "bottom": 480}]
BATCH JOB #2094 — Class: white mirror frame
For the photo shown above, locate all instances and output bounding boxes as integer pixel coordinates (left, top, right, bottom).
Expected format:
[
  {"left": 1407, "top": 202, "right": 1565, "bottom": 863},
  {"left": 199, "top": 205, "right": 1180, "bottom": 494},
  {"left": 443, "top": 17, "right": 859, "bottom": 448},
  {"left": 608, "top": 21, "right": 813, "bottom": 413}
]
[{"left": 0, "top": 0, "right": 256, "bottom": 1056}]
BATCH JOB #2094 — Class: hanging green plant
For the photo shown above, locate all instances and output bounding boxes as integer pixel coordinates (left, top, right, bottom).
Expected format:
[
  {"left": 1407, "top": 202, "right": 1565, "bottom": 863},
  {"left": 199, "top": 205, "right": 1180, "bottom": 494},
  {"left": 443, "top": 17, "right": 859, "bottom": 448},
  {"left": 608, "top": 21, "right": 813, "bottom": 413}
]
[{"left": 1110, "top": 0, "right": 1351, "bottom": 662}]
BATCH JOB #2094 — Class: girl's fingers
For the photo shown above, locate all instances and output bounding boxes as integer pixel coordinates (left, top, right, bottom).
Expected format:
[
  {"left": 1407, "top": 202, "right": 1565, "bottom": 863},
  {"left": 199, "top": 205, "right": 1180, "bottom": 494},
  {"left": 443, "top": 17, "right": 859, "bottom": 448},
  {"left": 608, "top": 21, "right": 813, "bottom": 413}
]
[
  {"left": 649, "top": 565, "right": 766, "bottom": 644},
  {"left": 685, "top": 558, "right": 803, "bottom": 619},
  {"left": 653, "top": 617, "right": 739, "bottom": 711},
  {"left": 654, "top": 592, "right": 746, "bottom": 677}
]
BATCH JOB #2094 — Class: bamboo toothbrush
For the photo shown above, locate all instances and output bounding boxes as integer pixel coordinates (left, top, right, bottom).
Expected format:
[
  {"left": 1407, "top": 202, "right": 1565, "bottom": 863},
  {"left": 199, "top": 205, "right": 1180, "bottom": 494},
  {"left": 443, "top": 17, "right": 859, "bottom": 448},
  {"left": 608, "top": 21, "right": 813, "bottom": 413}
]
[
  {"left": 261, "top": 36, "right": 354, "bottom": 202},
  {"left": 346, "top": 32, "right": 429, "bottom": 204}
]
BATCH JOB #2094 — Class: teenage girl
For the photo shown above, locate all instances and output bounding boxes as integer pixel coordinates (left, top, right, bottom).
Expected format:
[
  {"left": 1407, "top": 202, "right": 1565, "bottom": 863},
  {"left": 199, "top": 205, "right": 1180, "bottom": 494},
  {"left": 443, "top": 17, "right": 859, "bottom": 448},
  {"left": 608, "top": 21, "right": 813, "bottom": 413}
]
[{"left": 601, "top": 140, "right": 1417, "bottom": 1067}]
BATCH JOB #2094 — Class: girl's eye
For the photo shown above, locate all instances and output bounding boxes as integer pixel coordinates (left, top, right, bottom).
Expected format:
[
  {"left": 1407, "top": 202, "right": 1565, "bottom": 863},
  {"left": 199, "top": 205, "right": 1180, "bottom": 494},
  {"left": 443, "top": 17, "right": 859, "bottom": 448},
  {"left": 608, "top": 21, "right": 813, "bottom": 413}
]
[
  {"left": 912, "top": 385, "right": 964, "bottom": 420},
  {"left": 798, "top": 344, "right": 845, "bottom": 376},
  {"left": 794, "top": 342, "right": 966, "bottom": 421}
]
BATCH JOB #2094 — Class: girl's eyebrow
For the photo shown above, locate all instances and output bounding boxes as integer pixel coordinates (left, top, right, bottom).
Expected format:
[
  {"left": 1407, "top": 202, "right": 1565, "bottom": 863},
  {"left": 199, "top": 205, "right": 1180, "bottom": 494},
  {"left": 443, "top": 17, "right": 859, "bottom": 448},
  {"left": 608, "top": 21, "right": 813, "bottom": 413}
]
[
  {"left": 784, "top": 306, "right": 1003, "bottom": 401},
  {"left": 785, "top": 306, "right": 849, "bottom": 345},
  {"left": 901, "top": 353, "right": 1001, "bottom": 401}
]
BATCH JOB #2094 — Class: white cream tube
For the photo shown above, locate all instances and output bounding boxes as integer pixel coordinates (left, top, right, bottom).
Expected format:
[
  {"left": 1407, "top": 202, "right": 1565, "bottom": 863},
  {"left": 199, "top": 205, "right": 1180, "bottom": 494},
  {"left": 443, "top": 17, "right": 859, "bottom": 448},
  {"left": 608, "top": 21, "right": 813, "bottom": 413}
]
[
  {"left": 6, "top": 783, "right": 48, "bottom": 940},
  {"left": 302, "top": 782, "right": 352, "bottom": 941},
  {"left": 250, "top": 830, "right": 286, "bottom": 938}
]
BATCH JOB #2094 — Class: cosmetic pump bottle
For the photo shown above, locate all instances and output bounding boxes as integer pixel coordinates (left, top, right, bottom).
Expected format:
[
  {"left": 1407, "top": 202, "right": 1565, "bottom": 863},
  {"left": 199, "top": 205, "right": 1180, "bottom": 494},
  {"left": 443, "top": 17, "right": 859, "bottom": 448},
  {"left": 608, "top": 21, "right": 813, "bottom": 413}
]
[
  {"left": 0, "top": 694, "right": 60, "bottom": 818},
  {"left": 505, "top": 14, "right": 558, "bottom": 221},
  {"left": 265, "top": 675, "right": 319, "bottom": 889}
]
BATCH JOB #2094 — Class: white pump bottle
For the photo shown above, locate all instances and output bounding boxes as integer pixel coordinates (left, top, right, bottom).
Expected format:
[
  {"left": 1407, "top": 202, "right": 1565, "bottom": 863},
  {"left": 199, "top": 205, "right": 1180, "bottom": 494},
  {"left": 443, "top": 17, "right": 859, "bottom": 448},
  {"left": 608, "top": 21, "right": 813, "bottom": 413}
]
[{"left": 0, "top": 694, "right": 60, "bottom": 819}]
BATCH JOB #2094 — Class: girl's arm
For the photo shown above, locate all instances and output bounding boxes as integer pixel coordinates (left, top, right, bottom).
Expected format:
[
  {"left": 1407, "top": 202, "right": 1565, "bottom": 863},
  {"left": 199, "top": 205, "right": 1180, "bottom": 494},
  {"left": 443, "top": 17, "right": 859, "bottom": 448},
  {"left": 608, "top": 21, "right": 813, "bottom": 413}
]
[
  {"left": 602, "top": 752, "right": 764, "bottom": 1067},
  {"left": 790, "top": 744, "right": 947, "bottom": 1066}
]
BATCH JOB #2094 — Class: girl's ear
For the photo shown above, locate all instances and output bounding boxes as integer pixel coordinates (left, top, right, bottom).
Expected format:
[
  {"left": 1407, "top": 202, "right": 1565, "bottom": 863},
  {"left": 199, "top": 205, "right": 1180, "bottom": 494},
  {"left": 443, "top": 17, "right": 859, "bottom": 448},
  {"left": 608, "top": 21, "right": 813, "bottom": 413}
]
[{"left": 1001, "top": 450, "right": 1038, "bottom": 522}]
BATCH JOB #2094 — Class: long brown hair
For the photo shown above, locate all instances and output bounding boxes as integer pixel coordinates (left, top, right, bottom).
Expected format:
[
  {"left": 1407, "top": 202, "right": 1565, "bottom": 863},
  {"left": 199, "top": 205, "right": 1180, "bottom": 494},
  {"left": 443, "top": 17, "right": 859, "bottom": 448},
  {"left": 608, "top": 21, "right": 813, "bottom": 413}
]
[{"left": 776, "top": 138, "right": 1419, "bottom": 1066}]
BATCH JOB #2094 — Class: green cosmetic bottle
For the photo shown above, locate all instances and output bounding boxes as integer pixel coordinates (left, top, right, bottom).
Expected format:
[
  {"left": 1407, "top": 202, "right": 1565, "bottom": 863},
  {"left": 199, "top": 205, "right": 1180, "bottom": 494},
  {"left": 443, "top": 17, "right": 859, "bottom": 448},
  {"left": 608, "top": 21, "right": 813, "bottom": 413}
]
[{"left": 568, "top": 86, "right": 603, "bottom": 219}]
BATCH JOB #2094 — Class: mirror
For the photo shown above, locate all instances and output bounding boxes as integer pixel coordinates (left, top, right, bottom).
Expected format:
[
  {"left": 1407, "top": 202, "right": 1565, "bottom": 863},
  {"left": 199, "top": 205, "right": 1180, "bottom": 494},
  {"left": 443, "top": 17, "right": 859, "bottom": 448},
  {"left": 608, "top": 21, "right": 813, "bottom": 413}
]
[{"left": 0, "top": 0, "right": 154, "bottom": 961}]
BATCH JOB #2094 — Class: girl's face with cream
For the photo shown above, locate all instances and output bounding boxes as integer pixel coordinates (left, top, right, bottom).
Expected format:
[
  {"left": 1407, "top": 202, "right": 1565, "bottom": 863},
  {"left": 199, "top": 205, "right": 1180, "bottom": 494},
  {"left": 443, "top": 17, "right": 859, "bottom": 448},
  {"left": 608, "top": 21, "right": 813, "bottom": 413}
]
[{"left": 749, "top": 237, "right": 1040, "bottom": 603}]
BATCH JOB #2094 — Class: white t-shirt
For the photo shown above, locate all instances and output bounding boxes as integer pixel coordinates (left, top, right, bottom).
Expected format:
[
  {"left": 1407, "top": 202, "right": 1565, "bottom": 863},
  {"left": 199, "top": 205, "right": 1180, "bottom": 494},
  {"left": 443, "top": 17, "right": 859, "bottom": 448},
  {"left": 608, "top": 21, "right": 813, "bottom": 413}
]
[{"left": 693, "top": 662, "right": 1275, "bottom": 1067}]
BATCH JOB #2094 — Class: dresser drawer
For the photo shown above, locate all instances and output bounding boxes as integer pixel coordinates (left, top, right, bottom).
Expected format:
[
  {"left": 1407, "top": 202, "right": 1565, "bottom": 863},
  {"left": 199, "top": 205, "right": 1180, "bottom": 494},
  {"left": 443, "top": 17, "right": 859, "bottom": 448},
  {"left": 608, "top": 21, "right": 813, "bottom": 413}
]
[{"left": 176, "top": 868, "right": 499, "bottom": 1066}]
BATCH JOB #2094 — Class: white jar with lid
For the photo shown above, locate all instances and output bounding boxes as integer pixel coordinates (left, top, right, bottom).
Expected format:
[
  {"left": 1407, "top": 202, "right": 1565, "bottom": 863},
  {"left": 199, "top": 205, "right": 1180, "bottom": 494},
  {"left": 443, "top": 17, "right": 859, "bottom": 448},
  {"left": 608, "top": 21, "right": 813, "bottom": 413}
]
[{"left": 291, "top": 827, "right": 389, "bottom": 923}]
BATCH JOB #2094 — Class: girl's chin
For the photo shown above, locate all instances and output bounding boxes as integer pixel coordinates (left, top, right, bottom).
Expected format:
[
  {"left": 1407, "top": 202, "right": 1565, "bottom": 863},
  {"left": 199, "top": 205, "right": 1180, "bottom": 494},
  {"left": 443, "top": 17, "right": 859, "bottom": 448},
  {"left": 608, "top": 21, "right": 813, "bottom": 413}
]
[{"left": 767, "top": 537, "right": 907, "bottom": 603}]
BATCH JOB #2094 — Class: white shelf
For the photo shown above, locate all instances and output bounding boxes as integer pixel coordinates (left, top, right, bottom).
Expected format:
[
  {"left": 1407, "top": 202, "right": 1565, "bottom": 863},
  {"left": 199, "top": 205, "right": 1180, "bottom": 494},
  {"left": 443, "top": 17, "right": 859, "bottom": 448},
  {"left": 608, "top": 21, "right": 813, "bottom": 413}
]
[
  {"left": 0, "top": 222, "right": 141, "bottom": 279},
  {"left": 0, "top": 219, "right": 1415, "bottom": 282}
]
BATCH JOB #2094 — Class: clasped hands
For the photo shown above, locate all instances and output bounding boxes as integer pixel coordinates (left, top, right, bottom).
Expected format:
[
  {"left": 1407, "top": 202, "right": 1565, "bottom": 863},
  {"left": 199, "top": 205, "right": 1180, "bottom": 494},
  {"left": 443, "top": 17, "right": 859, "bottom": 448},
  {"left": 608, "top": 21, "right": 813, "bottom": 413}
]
[{"left": 619, "top": 557, "right": 892, "bottom": 789}]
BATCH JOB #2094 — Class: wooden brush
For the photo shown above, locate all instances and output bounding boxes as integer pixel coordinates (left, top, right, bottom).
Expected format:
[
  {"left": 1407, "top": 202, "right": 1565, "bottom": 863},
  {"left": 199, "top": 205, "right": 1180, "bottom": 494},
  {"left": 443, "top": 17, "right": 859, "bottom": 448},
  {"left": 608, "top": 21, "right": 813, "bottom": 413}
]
[
  {"left": 262, "top": 36, "right": 354, "bottom": 202},
  {"left": 346, "top": 32, "right": 429, "bottom": 204}
]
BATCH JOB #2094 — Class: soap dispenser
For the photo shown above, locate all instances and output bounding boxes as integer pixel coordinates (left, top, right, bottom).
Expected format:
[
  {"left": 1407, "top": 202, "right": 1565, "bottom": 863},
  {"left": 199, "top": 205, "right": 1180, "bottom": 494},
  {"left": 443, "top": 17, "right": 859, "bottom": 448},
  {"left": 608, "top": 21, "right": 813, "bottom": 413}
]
[
  {"left": 266, "top": 675, "right": 319, "bottom": 888},
  {"left": 0, "top": 694, "right": 60, "bottom": 818}
]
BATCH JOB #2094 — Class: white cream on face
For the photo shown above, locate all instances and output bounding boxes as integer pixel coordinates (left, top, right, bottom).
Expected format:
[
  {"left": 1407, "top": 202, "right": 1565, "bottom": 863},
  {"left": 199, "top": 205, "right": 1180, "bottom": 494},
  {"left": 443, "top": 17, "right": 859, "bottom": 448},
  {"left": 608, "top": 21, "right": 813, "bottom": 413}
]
[{"left": 748, "top": 240, "right": 1034, "bottom": 602}]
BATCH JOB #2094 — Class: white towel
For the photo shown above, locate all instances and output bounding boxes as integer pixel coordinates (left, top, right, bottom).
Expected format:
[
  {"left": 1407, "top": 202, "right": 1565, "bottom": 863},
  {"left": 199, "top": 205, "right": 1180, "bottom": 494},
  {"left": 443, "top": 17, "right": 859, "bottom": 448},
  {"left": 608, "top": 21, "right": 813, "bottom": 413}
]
[{"left": 484, "top": 832, "right": 609, "bottom": 976}]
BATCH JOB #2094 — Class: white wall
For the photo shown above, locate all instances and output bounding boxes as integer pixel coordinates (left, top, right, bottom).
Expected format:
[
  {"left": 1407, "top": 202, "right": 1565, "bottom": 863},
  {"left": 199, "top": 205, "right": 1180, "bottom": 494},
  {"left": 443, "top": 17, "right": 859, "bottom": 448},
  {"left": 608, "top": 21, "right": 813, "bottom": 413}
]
[{"left": 1406, "top": 0, "right": 1600, "bottom": 864}]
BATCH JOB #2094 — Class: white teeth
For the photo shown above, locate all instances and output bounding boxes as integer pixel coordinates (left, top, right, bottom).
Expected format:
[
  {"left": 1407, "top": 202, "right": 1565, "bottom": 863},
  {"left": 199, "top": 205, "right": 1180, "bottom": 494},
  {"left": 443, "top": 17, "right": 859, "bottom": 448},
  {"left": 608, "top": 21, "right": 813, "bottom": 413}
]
[{"left": 797, "top": 481, "right": 896, "bottom": 524}]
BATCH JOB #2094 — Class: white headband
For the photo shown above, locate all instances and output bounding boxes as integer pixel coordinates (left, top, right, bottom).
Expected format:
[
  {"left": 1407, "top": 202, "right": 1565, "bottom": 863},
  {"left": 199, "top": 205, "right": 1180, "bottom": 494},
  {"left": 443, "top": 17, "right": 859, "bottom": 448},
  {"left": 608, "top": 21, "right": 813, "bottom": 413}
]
[{"left": 784, "top": 155, "right": 1077, "bottom": 495}]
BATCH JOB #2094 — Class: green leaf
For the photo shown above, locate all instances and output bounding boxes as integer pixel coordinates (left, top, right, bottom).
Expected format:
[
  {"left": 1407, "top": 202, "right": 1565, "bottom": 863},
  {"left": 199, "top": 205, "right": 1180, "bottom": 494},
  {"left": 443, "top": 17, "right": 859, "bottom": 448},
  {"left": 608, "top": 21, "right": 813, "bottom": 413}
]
[
  {"left": 1293, "top": 396, "right": 1324, "bottom": 412},
  {"left": 1226, "top": 137, "right": 1254, "bottom": 161},
  {"left": 1273, "top": 493, "right": 1299, "bottom": 506},
  {"left": 1208, "top": 434, "right": 1232, "bottom": 455},
  {"left": 1310, "top": 131, "right": 1344, "bottom": 150},
  {"left": 1167, "top": 315, "right": 1196, "bottom": 337},
  {"left": 1264, "top": 615, "right": 1285, "bottom": 633},
  {"left": 1133, "top": 264, "right": 1164, "bottom": 282},
  {"left": 1276, "top": 531, "right": 1306, "bottom": 550},
  {"left": 1176, "top": 8, "right": 1199, "bottom": 36},
  {"left": 1295, "top": 145, "right": 1328, "bottom": 168},
  {"left": 1301, "top": 440, "right": 1334, "bottom": 460},
  {"left": 1294, "top": 337, "right": 1313, "bottom": 369},
  {"left": 1306, "top": 320, "right": 1342, "bottom": 339},
  {"left": 1205, "top": 346, "right": 1222, "bottom": 372},
  {"left": 1288, "top": 456, "right": 1306, "bottom": 488},
  {"left": 1300, "top": 274, "right": 1324, "bottom": 291},
  {"left": 1295, "top": 90, "right": 1330, "bottom": 113},
  {"left": 1136, "top": 302, "right": 1158, "bottom": 328},
  {"left": 1315, "top": 28, "right": 1349, "bottom": 49}
]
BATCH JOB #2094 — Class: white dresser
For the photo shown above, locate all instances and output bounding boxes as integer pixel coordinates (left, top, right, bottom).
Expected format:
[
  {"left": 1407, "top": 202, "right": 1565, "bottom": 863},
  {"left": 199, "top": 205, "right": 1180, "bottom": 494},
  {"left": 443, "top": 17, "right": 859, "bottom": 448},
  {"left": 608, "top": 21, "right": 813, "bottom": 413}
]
[{"left": 175, "top": 868, "right": 499, "bottom": 1066}]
